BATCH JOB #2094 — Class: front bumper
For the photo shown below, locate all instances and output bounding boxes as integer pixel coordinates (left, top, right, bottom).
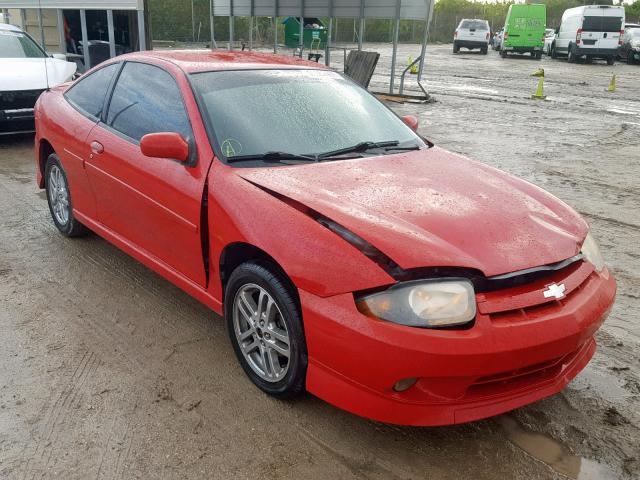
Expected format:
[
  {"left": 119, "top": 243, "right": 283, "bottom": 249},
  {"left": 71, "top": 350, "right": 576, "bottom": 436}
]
[
  {"left": 302, "top": 262, "right": 616, "bottom": 426},
  {"left": 0, "top": 89, "right": 42, "bottom": 135}
]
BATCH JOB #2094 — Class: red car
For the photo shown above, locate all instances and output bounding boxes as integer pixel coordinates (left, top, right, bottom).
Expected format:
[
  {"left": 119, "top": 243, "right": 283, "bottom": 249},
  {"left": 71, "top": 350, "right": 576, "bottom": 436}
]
[{"left": 34, "top": 50, "right": 616, "bottom": 426}]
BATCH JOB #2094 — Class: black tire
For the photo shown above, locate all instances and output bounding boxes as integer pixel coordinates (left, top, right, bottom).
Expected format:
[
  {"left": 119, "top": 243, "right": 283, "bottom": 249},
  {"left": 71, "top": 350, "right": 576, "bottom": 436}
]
[
  {"left": 567, "top": 45, "right": 576, "bottom": 63},
  {"left": 628, "top": 53, "right": 635, "bottom": 65},
  {"left": 224, "top": 261, "right": 307, "bottom": 399},
  {"left": 551, "top": 44, "right": 558, "bottom": 59},
  {"left": 535, "top": 52, "right": 542, "bottom": 60},
  {"left": 44, "top": 154, "right": 88, "bottom": 237},
  {"left": 606, "top": 56, "right": 615, "bottom": 66},
  {"left": 500, "top": 49, "right": 507, "bottom": 58},
  {"left": 481, "top": 46, "right": 488, "bottom": 55},
  {"left": 453, "top": 42, "right": 459, "bottom": 54}
]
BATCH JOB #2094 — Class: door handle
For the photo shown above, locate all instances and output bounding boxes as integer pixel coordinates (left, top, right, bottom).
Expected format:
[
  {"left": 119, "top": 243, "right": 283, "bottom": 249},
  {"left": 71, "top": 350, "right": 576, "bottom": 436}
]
[{"left": 90, "top": 141, "right": 104, "bottom": 154}]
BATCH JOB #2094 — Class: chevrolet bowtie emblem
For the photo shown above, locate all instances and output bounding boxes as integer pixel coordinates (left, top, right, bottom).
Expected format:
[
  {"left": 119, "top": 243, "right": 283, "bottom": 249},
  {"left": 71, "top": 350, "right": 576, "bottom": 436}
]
[{"left": 543, "top": 283, "right": 566, "bottom": 300}]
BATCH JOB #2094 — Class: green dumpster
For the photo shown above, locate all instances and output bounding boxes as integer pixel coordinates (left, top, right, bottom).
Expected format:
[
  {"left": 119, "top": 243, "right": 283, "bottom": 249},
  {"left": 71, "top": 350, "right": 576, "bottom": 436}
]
[{"left": 282, "top": 17, "right": 327, "bottom": 49}]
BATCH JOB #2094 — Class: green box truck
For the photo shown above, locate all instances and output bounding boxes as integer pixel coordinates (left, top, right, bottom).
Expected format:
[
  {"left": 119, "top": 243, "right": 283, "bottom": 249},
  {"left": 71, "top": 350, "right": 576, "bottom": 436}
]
[{"left": 500, "top": 4, "right": 547, "bottom": 59}]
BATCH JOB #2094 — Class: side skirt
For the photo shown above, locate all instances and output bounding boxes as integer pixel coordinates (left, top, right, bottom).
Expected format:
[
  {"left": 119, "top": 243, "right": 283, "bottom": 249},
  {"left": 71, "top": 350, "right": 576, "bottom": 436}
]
[{"left": 74, "top": 210, "right": 223, "bottom": 315}]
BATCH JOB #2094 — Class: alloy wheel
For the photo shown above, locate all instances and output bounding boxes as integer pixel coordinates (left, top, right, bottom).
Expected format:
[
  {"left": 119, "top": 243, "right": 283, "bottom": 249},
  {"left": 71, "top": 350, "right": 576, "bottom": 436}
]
[
  {"left": 232, "top": 283, "right": 291, "bottom": 383},
  {"left": 48, "top": 164, "right": 70, "bottom": 225}
]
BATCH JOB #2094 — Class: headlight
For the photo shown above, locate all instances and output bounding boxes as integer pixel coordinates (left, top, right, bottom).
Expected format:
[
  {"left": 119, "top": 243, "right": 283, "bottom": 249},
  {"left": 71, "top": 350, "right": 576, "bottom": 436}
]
[
  {"left": 356, "top": 279, "right": 476, "bottom": 328},
  {"left": 580, "top": 232, "right": 605, "bottom": 272}
]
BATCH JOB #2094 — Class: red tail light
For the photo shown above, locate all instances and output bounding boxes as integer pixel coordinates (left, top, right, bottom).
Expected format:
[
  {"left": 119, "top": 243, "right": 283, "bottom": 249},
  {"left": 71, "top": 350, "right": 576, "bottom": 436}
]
[
  {"left": 486, "top": 32, "right": 490, "bottom": 40},
  {"left": 619, "top": 30, "right": 625, "bottom": 45},
  {"left": 454, "top": 30, "right": 458, "bottom": 38},
  {"left": 576, "top": 28, "right": 582, "bottom": 44}
]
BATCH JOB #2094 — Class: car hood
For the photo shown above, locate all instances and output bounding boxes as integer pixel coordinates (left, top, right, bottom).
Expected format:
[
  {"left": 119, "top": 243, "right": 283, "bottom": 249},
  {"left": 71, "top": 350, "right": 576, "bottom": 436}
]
[
  {"left": 0, "top": 58, "right": 76, "bottom": 91},
  {"left": 236, "top": 147, "right": 588, "bottom": 277}
]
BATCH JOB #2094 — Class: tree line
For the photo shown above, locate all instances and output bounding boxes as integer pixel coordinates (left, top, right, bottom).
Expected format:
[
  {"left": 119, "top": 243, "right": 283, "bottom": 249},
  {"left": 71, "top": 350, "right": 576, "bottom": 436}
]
[{"left": 149, "top": 0, "right": 640, "bottom": 45}]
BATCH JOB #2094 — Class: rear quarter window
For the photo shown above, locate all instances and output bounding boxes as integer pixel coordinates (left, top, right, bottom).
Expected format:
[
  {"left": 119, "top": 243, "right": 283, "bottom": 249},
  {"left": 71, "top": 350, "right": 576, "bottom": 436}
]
[{"left": 64, "top": 63, "right": 119, "bottom": 119}]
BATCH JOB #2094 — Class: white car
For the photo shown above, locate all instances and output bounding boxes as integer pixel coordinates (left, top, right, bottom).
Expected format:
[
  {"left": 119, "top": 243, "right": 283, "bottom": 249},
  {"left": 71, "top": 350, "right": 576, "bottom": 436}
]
[
  {"left": 543, "top": 28, "right": 555, "bottom": 55},
  {"left": 453, "top": 19, "right": 491, "bottom": 55},
  {"left": 552, "top": 5, "right": 625, "bottom": 64},
  {"left": 0, "top": 23, "right": 76, "bottom": 135}
]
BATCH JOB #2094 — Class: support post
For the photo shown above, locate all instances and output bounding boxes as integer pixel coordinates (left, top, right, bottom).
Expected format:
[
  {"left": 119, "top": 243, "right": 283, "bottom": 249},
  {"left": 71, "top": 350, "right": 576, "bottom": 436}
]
[
  {"left": 418, "top": 0, "right": 435, "bottom": 81},
  {"left": 2, "top": 8, "right": 9, "bottom": 24},
  {"left": 299, "top": 0, "right": 304, "bottom": 57},
  {"left": 389, "top": 0, "right": 401, "bottom": 94},
  {"left": 228, "top": 0, "right": 234, "bottom": 49},
  {"left": 37, "top": 8, "right": 45, "bottom": 49},
  {"left": 249, "top": 0, "right": 254, "bottom": 50},
  {"left": 191, "top": 0, "right": 196, "bottom": 42},
  {"left": 57, "top": 9, "right": 65, "bottom": 53},
  {"left": 80, "top": 10, "right": 90, "bottom": 69},
  {"left": 210, "top": 0, "right": 217, "bottom": 49},
  {"left": 273, "top": 0, "right": 279, "bottom": 53},
  {"left": 325, "top": 17, "right": 332, "bottom": 66},
  {"left": 107, "top": 10, "right": 116, "bottom": 58},
  {"left": 137, "top": 9, "right": 146, "bottom": 50},
  {"left": 20, "top": 9, "right": 26, "bottom": 29},
  {"left": 358, "top": 0, "right": 364, "bottom": 50}
]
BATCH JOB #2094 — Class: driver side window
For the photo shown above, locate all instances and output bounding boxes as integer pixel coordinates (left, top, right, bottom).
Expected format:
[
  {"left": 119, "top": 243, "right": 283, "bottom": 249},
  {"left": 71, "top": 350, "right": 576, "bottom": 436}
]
[{"left": 106, "top": 62, "right": 191, "bottom": 143}]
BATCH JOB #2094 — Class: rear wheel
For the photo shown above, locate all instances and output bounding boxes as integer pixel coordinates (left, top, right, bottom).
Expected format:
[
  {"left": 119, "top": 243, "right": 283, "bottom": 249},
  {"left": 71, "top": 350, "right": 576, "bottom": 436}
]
[
  {"left": 567, "top": 45, "right": 576, "bottom": 63},
  {"left": 606, "top": 56, "right": 615, "bottom": 66},
  {"left": 453, "top": 42, "right": 459, "bottom": 54},
  {"left": 628, "top": 53, "right": 636, "bottom": 65},
  {"left": 535, "top": 52, "right": 542, "bottom": 60},
  {"left": 225, "top": 261, "right": 307, "bottom": 399},
  {"left": 481, "top": 46, "right": 488, "bottom": 55},
  {"left": 45, "top": 154, "right": 88, "bottom": 237},
  {"left": 500, "top": 49, "right": 507, "bottom": 58}
]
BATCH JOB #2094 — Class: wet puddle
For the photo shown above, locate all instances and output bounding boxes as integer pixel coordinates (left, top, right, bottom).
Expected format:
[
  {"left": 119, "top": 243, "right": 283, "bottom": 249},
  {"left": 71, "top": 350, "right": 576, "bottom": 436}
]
[{"left": 497, "top": 416, "right": 617, "bottom": 480}]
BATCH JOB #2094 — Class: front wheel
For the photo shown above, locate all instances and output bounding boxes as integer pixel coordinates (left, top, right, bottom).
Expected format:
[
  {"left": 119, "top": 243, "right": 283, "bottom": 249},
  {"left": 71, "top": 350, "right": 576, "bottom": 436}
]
[
  {"left": 225, "top": 261, "right": 307, "bottom": 399},
  {"left": 45, "top": 154, "right": 88, "bottom": 237},
  {"left": 628, "top": 53, "right": 636, "bottom": 65},
  {"left": 551, "top": 45, "right": 558, "bottom": 59}
]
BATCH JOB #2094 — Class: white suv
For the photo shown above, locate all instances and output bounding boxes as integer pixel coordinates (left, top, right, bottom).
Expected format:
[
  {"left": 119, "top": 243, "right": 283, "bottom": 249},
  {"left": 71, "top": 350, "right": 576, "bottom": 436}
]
[{"left": 454, "top": 19, "right": 491, "bottom": 55}]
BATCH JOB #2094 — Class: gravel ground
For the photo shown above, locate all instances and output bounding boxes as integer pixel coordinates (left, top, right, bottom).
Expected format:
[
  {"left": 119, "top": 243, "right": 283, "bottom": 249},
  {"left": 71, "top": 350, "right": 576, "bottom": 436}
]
[{"left": 0, "top": 43, "right": 638, "bottom": 480}]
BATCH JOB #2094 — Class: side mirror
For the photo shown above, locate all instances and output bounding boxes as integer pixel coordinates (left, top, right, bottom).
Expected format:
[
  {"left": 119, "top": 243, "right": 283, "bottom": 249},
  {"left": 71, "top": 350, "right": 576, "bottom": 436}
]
[
  {"left": 140, "top": 132, "right": 189, "bottom": 162},
  {"left": 401, "top": 115, "right": 419, "bottom": 132},
  {"left": 51, "top": 53, "right": 67, "bottom": 61}
]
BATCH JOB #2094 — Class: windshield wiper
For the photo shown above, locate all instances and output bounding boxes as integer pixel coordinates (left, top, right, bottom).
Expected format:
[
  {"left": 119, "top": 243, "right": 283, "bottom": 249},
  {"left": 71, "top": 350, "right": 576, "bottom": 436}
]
[
  {"left": 383, "top": 145, "right": 421, "bottom": 152},
  {"left": 227, "top": 151, "right": 317, "bottom": 163},
  {"left": 317, "top": 140, "right": 400, "bottom": 159}
]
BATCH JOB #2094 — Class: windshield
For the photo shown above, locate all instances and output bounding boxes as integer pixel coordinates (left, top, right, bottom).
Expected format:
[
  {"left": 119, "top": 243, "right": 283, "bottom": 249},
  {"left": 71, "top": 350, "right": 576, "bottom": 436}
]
[
  {"left": 0, "top": 30, "right": 46, "bottom": 58},
  {"left": 191, "top": 69, "right": 425, "bottom": 161},
  {"left": 460, "top": 20, "right": 488, "bottom": 30}
]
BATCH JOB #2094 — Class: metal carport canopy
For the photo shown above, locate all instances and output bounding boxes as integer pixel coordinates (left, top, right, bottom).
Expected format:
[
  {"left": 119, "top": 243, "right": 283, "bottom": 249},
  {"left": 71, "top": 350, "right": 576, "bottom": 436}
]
[
  {"left": 0, "top": 0, "right": 142, "bottom": 9},
  {"left": 213, "top": 0, "right": 431, "bottom": 20}
]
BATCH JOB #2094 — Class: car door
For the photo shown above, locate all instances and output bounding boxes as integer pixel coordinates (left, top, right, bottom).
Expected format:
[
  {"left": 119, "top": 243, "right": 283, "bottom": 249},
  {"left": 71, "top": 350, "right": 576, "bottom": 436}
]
[
  {"left": 57, "top": 62, "right": 120, "bottom": 219},
  {"left": 85, "top": 61, "right": 209, "bottom": 287}
]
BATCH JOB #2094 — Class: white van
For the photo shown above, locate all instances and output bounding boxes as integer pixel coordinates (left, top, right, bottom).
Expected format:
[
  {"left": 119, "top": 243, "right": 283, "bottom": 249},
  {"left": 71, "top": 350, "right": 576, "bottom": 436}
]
[{"left": 552, "top": 5, "right": 625, "bottom": 64}]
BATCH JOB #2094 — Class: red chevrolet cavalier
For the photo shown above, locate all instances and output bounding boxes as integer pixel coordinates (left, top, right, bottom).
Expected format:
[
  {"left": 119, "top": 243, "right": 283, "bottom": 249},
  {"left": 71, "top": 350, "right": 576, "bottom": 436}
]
[{"left": 34, "top": 51, "right": 616, "bottom": 426}]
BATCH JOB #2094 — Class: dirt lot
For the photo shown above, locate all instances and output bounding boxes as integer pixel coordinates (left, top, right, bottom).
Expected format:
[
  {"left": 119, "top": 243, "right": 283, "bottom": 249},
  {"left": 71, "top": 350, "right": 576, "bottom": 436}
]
[{"left": 0, "top": 43, "right": 638, "bottom": 480}]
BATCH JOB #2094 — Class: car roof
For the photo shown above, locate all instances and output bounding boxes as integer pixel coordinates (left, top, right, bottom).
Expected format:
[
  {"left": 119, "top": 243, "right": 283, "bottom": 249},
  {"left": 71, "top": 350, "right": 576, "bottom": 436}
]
[
  {"left": 118, "top": 49, "right": 328, "bottom": 73},
  {"left": 0, "top": 23, "right": 23, "bottom": 32}
]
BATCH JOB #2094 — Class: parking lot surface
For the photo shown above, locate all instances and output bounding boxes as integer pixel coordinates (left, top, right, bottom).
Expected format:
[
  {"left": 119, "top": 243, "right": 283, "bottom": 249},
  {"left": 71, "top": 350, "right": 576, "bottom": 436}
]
[{"left": 0, "top": 43, "right": 638, "bottom": 479}]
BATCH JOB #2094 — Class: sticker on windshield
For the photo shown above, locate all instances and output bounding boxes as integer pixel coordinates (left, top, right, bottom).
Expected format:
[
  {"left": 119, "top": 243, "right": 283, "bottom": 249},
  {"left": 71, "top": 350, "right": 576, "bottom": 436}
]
[{"left": 221, "top": 138, "right": 242, "bottom": 157}]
